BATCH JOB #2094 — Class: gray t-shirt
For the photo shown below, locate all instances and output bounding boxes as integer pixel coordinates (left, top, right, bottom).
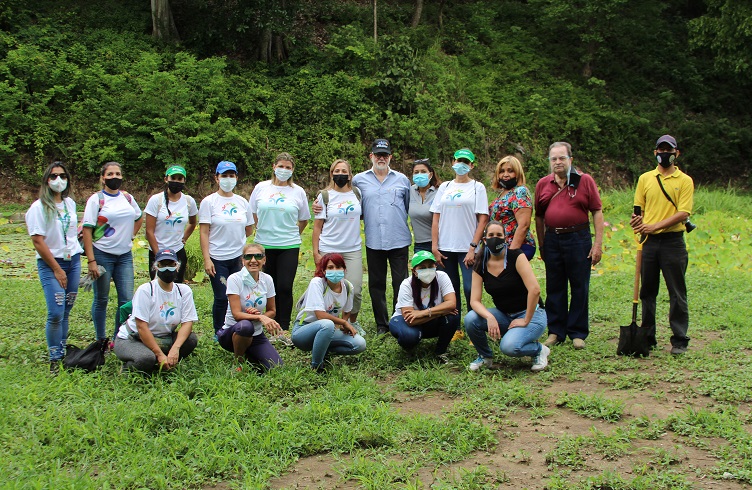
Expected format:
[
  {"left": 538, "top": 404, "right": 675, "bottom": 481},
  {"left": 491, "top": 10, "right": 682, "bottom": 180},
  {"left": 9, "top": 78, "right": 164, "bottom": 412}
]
[{"left": 408, "top": 185, "right": 436, "bottom": 244}]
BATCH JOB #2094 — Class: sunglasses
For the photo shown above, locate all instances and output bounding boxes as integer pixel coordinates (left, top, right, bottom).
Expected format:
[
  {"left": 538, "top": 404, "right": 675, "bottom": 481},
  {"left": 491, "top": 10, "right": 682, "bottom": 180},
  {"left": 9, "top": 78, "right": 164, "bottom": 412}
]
[
  {"left": 243, "top": 253, "right": 265, "bottom": 261},
  {"left": 49, "top": 173, "right": 68, "bottom": 179},
  {"left": 157, "top": 265, "right": 178, "bottom": 272}
]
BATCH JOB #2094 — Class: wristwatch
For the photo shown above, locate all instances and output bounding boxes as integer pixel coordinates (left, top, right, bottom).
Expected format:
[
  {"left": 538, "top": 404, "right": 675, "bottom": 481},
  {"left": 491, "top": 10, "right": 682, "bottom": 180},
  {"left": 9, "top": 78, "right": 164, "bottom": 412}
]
[{"left": 470, "top": 242, "right": 478, "bottom": 248}]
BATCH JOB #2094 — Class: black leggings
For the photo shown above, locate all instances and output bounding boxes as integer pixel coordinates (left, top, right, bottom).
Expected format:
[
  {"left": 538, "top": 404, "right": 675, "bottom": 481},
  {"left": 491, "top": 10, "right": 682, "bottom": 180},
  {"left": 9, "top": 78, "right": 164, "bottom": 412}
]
[{"left": 263, "top": 247, "right": 299, "bottom": 330}]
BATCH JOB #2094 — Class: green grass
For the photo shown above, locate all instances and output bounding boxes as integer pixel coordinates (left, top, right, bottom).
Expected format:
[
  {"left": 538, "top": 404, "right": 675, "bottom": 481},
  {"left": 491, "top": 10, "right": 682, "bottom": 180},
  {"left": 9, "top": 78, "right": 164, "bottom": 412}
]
[{"left": 2, "top": 189, "right": 752, "bottom": 488}]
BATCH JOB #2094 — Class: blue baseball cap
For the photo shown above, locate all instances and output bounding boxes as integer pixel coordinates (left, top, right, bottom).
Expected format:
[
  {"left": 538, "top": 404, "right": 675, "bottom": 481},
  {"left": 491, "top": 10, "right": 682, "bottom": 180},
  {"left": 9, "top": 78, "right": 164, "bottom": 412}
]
[
  {"left": 216, "top": 160, "right": 237, "bottom": 174},
  {"left": 155, "top": 248, "right": 179, "bottom": 263}
]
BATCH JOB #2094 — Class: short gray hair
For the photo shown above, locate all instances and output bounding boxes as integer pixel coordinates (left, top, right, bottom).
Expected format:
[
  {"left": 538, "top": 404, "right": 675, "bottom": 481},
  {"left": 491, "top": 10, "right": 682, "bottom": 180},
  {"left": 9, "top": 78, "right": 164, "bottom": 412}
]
[{"left": 548, "top": 141, "right": 572, "bottom": 157}]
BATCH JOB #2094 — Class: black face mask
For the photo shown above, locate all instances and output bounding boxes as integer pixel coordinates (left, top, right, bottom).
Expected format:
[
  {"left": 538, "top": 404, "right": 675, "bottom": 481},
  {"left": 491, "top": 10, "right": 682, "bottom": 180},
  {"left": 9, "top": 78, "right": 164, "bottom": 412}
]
[
  {"left": 104, "top": 177, "right": 123, "bottom": 190},
  {"left": 499, "top": 178, "right": 518, "bottom": 190},
  {"left": 167, "top": 181, "right": 185, "bottom": 194},
  {"left": 157, "top": 269, "right": 177, "bottom": 283},
  {"left": 656, "top": 152, "right": 676, "bottom": 168},
  {"left": 332, "top": 174, "right": 349, "bottom": 188},
  {"left": 485, "top": 237, "right": 506, "bottom": 256}
]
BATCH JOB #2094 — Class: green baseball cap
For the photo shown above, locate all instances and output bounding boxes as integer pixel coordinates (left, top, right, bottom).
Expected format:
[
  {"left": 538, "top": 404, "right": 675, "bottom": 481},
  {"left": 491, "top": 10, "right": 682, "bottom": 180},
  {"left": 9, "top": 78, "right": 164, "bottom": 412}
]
[
  {"left": 411, "top": 250, "right": 436, "bottom": 267},
  {"left": 453, "top": 148, "right": 476, "bottom": 163},
  {"left": 165, "top": 165, "right": 187, "bottom": 177}
]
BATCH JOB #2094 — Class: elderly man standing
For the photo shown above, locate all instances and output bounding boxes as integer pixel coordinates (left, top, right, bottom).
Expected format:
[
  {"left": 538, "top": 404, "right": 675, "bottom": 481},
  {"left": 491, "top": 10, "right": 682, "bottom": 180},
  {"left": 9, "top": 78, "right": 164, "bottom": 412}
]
[
  {"left": 630, "top": 135, "right": 693, "bottom": 354},
  {"left": 535, "top": 142, "right": 604, "bottom": 349}
]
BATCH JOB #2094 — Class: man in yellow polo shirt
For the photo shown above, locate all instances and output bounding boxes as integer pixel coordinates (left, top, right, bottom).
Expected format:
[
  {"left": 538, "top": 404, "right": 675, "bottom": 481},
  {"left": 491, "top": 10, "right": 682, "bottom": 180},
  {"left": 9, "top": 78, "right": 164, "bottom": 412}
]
[{"left": 630, "top": 134, "right": 694, "bottom": 354}]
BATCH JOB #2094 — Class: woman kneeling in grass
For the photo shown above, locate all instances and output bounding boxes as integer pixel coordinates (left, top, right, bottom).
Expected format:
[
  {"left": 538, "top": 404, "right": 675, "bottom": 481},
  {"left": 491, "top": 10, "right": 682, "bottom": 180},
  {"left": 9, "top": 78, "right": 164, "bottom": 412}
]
[
  {"left": 114, "top": 249, "right": 198, "bottom": 373},
  {"left": 388, "top": 251, "right": 459, "bottom": 364},
  {"left": 292, "top": 253, "right": 366, "bottom": 372},
  {"left": 218, "top": 243, "right": 283, "bottom": 372},
  {"left": 464, "top": 221, "right": 550, "bottom": 372}
]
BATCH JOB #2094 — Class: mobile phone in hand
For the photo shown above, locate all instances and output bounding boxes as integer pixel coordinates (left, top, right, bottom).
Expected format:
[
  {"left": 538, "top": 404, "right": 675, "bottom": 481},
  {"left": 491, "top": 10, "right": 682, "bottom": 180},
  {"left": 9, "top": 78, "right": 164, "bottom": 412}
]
[{"left": 633, "top": 206, "right": 641, "bottom": 217}]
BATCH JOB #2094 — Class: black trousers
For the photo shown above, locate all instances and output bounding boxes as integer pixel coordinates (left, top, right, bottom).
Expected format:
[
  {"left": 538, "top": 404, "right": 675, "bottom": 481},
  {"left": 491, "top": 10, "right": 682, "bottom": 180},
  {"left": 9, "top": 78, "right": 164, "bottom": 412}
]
[
  {"left": 263, "top": 247, "right": 300, "bottom": 330},
  {"left": 365, "top": 246, "right": 409, "bottom": 329}
]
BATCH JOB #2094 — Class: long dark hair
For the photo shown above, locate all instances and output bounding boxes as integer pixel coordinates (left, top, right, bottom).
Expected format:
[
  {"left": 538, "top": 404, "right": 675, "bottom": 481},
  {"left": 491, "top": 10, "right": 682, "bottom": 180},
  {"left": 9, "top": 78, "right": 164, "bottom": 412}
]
[
  {"left": 39, "top": 161, "right": 73, "bottom": 220},
  {"left": 410, "top": 266, "right": 439, "bottom": 310},
  {"left": 473, "top": 220, "right": 505, "bottom": 275},
  {"left": 412, "top": 159, "right": 441, "bottom": 188}
]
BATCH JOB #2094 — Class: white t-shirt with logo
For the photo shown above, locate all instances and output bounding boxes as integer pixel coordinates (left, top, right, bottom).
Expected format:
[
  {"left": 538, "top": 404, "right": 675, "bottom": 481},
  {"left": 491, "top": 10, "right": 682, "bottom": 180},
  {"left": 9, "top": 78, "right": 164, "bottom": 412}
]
[
  {"left": 223, "top": 270, "right": 276, "bottom": 336},
  {"left": 26, "top": 198, "right": 84, "bottom": 259},
  {"left": 144, "top": 193, "right": 198, "bottom": 252},
  {"left": 82, "top": 191, "right": 142, "bottom": 256},
  {"left": 392, "top": 270, "right": 455, "bottom": 319},
  {"left": 430, "top": 180, "right": 488, "bottom": 252},
  {"left": 198, "top": 193, "right": 254, "bottom": 261},
  {"left": 117, "top": 281, "right": 198, "bottom": 339},
  {"left": 249, "top": 181, "right": 310, "bottom": 247},
  {"left": 314, "top": 189, "right": 362, "bottom": 253},
  {"left": 295, "top": 277, "right": 353, "bottom": 325}
]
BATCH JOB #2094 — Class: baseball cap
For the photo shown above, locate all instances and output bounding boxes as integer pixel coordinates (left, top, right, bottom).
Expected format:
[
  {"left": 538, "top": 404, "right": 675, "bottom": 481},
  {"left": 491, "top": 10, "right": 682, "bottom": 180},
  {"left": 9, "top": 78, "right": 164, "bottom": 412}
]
[
  {"left": 454, "top": 148, "right": 476, "bottom": 163},
  {"left": 216, "top": 160, "right": 237, "bottom": 174},
  {"left": 371, "top": 138, "right": 392, "bottom": 155},
  {"left": 411, "top": 250, "right": 436, "bottom": 268},
  {"left": 155, "top": 248, "right": 179, "bottom": 263},
  {"left": 165, "top": 165, "right": 186, "bottom": 177},
  {"left": 655, "top": 135, "right": 677, "bottom": 149}
]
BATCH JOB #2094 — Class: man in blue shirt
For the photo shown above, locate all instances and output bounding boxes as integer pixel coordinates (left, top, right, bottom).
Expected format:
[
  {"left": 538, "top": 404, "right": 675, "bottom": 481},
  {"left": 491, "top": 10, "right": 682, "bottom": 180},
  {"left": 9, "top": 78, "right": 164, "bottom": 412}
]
[{"left": 354, "top": 139, "right": 412, "bottom": 334}]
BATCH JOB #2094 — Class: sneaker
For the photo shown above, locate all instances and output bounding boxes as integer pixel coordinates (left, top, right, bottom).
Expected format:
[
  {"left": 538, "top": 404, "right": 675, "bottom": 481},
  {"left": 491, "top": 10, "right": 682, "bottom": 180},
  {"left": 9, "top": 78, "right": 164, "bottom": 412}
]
[
  {"left": 670, "top": 345, "right": 687, "bottom": 355},
  {"left": 377, "top": 326, "right": 389, "bottom": 335},
  {"left": 213, "top": 333, "right": 219, "bottom": 343},
  {"left": 573, "top": 338, "right": 586, "bottom": 350},
  {"left": 272, "top": 333, "right": 294, "bottom": 347},
  {"left": 49, "top": 361, "right": 60, "bottom": 376},
  {"left": 436, "top": 353, "right": 450, "bottom": 365},
  {"left": 451, "top": 330, "right": 465, "bottom": 342},
  {"left": 531, "top": 344, "right": 550, "bottom": 372},
  {"left": 468, "top": 356, "right": 493, "bottom": 371},
  {"left": 543, "top": 334, "right": 560, "bottom": 347},
  {"left": 351, "top": 321, "right": 367, "bottom": 337}
]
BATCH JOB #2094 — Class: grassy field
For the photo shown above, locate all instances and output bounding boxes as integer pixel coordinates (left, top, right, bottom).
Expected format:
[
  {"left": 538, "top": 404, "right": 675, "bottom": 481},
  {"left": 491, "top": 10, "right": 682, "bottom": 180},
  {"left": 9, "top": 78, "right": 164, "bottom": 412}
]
[{"left": 1, "top": 188, "right": 751, "bottom": 489}]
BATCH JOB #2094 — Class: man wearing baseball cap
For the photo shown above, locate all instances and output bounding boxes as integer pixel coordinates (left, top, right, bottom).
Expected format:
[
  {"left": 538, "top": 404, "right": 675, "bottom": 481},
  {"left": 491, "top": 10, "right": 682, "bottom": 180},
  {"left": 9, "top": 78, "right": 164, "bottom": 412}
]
[{"left": 630, "top": 134, "right": 694, "bottom": 354}]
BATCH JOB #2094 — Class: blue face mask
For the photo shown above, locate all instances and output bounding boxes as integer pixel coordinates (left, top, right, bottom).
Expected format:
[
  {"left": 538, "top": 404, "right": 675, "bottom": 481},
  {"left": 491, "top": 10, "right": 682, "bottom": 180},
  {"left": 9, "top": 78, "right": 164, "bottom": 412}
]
[
  {"left": 452, "top": 163, "right": 471, "bottom": 175},
  {"left": 412, "top": 173, "right": 430, "bottom": 187},
  {"left": 241, "top": 267, "right": 257, "bottom": 288},
  {"left": 325, "top": 270, "right": 345, "bottom": 283}
]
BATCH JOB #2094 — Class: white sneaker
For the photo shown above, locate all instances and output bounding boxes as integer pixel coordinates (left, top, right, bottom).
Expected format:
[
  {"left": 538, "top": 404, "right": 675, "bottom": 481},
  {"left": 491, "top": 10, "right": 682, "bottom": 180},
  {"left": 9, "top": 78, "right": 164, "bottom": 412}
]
[
  {"left": 531, "top": 344, "right": 550, "bottom": 372},
  {"left": 351, "top": 321, "right": 367, "bottom": 337},
  {"left": 468, "top": 356, "right": 493, "bottom": 371}
]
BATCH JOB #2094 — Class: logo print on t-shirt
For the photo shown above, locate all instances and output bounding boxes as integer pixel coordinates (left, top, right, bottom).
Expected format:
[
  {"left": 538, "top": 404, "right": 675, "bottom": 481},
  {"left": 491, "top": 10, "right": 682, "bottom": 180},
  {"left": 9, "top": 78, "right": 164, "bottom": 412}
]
[
  {"left": 165, "top": 212, "right": 184, "bottom": 227},
  {"left": 448, "top": 188, "right": 465, "bottom": 201},
  {"left": 268, "top": 192, "right": 287, "bottom": 204},
  {"left": 337, "top": 200, "right": 356, "bottom": 215},
  {"left": 159, "top": 301, "right": 177, "bottom": 320},
  {"left": 244, "top": 291, "right": 264, "bottom": 308},
  {"left": 221, "top": 202, "right": 238, "bottom": 216}
]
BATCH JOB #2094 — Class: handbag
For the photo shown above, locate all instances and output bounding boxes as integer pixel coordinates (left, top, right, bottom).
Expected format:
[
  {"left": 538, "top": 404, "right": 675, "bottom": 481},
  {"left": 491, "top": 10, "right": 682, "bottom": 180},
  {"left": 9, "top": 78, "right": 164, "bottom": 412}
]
[{"left": 63, "top": 338, "right": 108, "bottom": 372}]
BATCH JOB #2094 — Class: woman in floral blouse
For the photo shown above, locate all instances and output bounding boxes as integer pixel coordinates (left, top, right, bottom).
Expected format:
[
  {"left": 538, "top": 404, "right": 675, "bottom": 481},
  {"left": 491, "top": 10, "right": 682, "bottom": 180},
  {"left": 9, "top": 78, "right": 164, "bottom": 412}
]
[{"left": 488, "top": 156, "right": 536, "bottom": 260}]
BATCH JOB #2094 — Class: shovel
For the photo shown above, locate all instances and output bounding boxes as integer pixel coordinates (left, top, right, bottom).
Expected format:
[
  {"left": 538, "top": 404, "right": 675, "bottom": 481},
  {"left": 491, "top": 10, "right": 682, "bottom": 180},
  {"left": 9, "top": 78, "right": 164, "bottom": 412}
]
[{"left": 617, "top": 249, "right": 650, "bottom": 357}]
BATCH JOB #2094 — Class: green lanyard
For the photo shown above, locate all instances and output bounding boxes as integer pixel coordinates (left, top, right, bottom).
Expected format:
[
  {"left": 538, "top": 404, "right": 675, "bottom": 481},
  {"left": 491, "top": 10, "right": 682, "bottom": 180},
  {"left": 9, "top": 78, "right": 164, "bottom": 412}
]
[{"left": 56, "top": 202, "right": 71, "bottom": 247}]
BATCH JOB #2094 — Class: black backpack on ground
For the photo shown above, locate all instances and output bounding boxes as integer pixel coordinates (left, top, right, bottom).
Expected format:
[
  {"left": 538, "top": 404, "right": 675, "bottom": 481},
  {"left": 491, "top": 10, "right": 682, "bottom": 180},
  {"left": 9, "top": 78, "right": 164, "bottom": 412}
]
[{"left": 63, "top": 338, "right": 108, "bottom": 372}]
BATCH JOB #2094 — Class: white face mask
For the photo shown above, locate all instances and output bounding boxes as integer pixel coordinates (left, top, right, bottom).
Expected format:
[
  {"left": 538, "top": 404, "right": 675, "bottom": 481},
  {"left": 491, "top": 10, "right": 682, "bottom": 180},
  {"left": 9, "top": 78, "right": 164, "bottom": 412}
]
[
  {"left": 219, "top": 177, "right": 237, "bottom": 192},
  {"left": 416, "top": 268, "right": 437, "bottom": 284},
  {"left": 240, "top": 267, "right": 257, "bottom": 288},
  {"left": 274, "top": 168, "right": 293, "bottom": 182},
  {"left": 48, "top": 177, "right": 68, "bottom": 193}
]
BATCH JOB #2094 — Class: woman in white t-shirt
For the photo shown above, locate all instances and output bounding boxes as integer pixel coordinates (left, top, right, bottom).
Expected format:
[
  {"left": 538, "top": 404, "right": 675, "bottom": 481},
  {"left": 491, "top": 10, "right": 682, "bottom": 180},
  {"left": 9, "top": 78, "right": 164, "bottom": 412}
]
[
  {"left": 291, "top": 253, "right": 366, "bottom": 372},
  {"left": 144, "top": 165, "right": 198, "bottom": 283},
  {"left": 388, "top": 251, "right": 459, "bottom": 363},
  {"left": 26, "top": 162, "right": 84, "bottom": 373},
  {"left": 199, "top": 160, "right": 255, "bottom": 337},
  {"left": 430, "top": 148, "right": 489, "bottom": 316},
  {"left": 217, "top": 243, "right": 284, "bottom": 371},
  {"left": 249, "top": 152, "right": 311, "bottom": 331},
  {"left": 114, "top": 249, "right": 199, "bottom": 373},
  {"left": 82, "top": 161, "right": 143, "bottom": 343},
  {"left": 312, "top": 159, "right": 364, "bottom": 333}
]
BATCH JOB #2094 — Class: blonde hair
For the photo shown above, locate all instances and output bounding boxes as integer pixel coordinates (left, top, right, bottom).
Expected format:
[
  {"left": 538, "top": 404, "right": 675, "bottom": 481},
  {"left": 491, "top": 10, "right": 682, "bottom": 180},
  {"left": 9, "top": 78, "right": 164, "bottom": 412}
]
[
  {"left": 243, "top": 243, "right": 265, "bottom": 254},
  {"left": 491, "top": 155, "right": 526, "bottom": 190},
  {"left": 325, "top": 159, "right": 353, "bottom": 190},
  {"left": 272, "top": 152, "right": 295, "bottom": 186}
]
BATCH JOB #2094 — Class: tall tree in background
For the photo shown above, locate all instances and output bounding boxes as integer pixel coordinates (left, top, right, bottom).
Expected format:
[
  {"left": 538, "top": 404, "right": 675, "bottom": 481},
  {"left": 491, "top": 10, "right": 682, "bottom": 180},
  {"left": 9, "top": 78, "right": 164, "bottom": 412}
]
[
  {"left": 411, "top": 0, "right": 424, "bottom": 28},
  {"left": 151, "top": 0, "right": 180, "bottom": 42},
  {"left": 690, "top": 0, "right": 752, "bottom": 77}
]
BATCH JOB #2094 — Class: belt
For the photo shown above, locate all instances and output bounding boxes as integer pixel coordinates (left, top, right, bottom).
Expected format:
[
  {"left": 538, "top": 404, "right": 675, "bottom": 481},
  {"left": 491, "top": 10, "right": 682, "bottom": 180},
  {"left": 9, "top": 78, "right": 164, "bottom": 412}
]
[
  {"left": 546, "top": 222, "right": 590, "bottom": 235},
  {"left": 647, "top": 231, "right": 684, "bottom": 240}
]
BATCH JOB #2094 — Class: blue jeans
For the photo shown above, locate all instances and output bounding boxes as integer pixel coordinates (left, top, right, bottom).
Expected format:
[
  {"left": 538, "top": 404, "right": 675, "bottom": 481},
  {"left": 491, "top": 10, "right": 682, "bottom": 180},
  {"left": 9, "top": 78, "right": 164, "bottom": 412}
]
[
  {"left": 291, "top": 319, "right": 367, "bottom": 368},
  {"left": 38, "top": 255, "right": 81, "bottom": 361},
  {"left": 543, "top": 229, "right": 592, "bottom": 340},
  {"left": 465, "top": 307, "right": 547, "bottom": 359},
  {"left": 519, "top": 243, "right": 536, "bottom": 261},
  {"left": 208, "top": 256, "right": 242, "bottom": 333},
  {"left": 437, "top": 250, "right": 473, "bottom": 315},
  {"left": 92, "top": 248, "right": 134, "bottom": 340},
  {"left": 388, "top": 313, "right": 459, "bottom": 355}
]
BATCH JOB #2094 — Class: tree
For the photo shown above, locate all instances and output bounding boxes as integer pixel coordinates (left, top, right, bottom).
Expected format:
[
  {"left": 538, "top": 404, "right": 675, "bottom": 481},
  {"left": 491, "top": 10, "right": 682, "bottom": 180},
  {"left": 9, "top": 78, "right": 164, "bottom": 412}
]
[
  {"left": 411, "top": 0, "right": 424, "bottom": 28},
  {"left": 151, "top": 0, "right": 180, "bottom": 42},
  {"left": 690, "top": 0, "right": 752, "bottom": 77}
]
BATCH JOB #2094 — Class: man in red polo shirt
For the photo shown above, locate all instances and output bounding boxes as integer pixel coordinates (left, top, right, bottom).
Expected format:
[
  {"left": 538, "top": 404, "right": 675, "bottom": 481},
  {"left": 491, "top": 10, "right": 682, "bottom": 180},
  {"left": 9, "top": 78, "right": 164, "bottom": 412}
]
[{"left": 534, "top": 142, "right": 604, "bottom": 350}]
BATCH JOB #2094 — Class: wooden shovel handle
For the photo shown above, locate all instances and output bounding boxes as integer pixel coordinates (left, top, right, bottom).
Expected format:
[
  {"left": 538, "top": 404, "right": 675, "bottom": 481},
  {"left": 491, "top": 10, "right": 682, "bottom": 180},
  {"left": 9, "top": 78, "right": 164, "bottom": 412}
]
[{"left": 632, "top": 250, "right": 642, "bottom": 303}]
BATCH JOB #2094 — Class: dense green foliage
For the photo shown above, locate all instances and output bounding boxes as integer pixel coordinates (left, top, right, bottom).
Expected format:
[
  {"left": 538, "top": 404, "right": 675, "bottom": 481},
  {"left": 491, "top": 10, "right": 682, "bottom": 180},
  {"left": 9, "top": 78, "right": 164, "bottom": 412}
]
[{"left": 1, "top": 0, "right": 750, "bottom": 190}]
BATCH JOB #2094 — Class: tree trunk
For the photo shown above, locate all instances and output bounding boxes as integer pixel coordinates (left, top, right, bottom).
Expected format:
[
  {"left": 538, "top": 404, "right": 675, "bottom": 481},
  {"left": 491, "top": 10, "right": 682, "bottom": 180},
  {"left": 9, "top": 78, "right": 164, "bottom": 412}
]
[
  {"left": 373, "top": 0, "right": 378, "bottom": 43},
  {"left": 411, "top": 0, "right": 424, "bottom": 28},
  {"left": 151, "top": 0, "right": 180, "bottom": 42}
]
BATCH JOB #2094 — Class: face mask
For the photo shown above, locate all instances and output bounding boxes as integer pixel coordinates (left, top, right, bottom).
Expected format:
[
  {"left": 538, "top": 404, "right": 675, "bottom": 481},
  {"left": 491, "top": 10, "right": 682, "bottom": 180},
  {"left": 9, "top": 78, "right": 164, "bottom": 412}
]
[
  {"left": 325, "top": 270, "right": 345, "bottom": 283},
  {"left": 452, "top": 163, "right": 471, "bottom": 175},
  {"left": 413, "top": 174, "right": 430, "bottom": 188},
  {"left": 499, "top": 177, "right": 517, "bottom": 190},
  {"left": 415, "top": 268, "right": 437, "bottom": 284},
  {"left": 157, "top": 268, "right": 177, "bottom": 283},
  {"left": 332, "top": 174, "right": 349, "bottom": 188},
  {"left": 274, "top": 168, "right": 293, "bottom": 182},
  {"left": 656, "top": 152, "right": 676, "bottom": 168},
  {"left": 218, "top": 177, "right": 236, "bottom": 192},
  {"left": 167, "top": 181, "right": 184, "bottom": 194},
  {"left": 485, "top": 237, "right": 506, "bottom": 256},
  {"left": 49, "top": 177, "right": 68, "bottom": 193},
  {"left": 240, "top": 267, "right": 257, "bottom": 288},
  {"left": 104, "top": 177, "right": 123, "bottom": 190}
]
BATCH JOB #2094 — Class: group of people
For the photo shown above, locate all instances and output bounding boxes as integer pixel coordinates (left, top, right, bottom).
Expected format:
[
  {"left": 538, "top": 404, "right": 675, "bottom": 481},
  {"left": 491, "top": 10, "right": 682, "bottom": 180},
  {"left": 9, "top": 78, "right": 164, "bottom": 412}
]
[{"left": 27, "top": 135, "right": 694, "bottom": 375}]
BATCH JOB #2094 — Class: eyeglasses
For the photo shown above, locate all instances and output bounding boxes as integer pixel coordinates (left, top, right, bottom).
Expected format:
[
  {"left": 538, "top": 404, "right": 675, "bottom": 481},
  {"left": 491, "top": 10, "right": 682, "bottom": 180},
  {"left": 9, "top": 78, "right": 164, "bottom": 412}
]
[
  {"left": 455, "top": 158, "right": 471, "bottom": 164},
  {"left": 373, "top": 153, "right": 390, "bottom": 158},
  {"left": 243, "top": 253, "right": 265, "bottom": 261},
  {"left": 157, "top": 265, "right": 178, "bottom": 272},
  {"left": 49, "top": 173, "right": 68, "bottom": 179},
  {"left": 548, "top": 156, "right": 571, "bottom": 163}
]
